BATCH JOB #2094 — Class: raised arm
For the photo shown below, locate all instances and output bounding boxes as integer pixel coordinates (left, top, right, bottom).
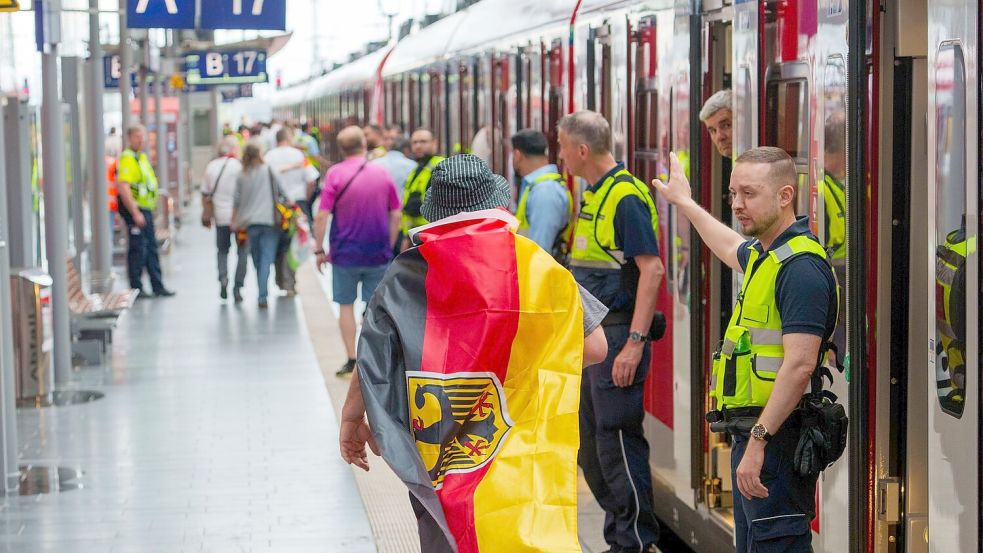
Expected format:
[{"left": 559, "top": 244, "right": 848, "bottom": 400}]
[{"left": 652, "top": 153, "right": 745, "bottom": 272}]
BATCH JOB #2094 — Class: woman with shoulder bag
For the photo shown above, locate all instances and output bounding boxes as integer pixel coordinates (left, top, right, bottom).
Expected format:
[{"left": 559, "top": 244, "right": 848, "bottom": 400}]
[
  {"left": 202, "top": 136, "right": 247, "bottom": 302},
  {"left": 230, "top": 140, "right": 292, "bottom": 308}
]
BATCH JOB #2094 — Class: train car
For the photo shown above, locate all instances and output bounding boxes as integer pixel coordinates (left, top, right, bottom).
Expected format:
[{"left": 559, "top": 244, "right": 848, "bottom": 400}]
[{"left": 275, "top": 1, "right": 982, "bottom": 551}]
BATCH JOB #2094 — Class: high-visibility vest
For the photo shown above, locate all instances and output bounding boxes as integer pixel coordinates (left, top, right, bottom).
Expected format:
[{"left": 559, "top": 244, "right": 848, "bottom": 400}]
[
  {"left": 935, "top": 228, "right": 968, "bottom": 412},
  {"left": 401, "top": 156, "right": 445, "bottom": 233},
  {"left": 710, "top": 235, "right": 832, "bottom": 409},
  {"left": 570, "top": 168, "right": 659, "bottom": 269},
  {"left": 117, "top": 148, "right": 158, "bottom": 210},
  {"left": 105, "top": 156, "right": 119, "bottom": 212},
  {"left": 516, "top": 170, "right": 573, "bottom": 246},
  {"left": 821, "top": 173, "right": 847, "bottom": 260}
]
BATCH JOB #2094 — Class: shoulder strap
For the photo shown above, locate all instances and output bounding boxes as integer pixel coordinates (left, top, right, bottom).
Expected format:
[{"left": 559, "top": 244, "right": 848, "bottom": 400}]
[
  {"left": 331, "top": 161, "right": 369, "bottom": 214},
  {"left": 205, "top": 159, "right": 231, "bottom": 198}
]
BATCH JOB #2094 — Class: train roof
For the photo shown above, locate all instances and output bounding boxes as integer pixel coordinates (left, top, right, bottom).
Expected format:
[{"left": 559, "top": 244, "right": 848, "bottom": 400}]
[{"left": 307, "top": 47, "right": 392, "bottom": 99}]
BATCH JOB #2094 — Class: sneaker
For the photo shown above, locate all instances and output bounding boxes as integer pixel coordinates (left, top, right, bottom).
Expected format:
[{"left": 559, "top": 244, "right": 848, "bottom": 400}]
[
  {"left": 284, "top": 288, "right": 297, "bottom": 297},
  {"left": 336, "top": 359, "right": 356, "bottom": 377},
  {"left": 134, "top": 289, "right": 151, "bottom": 300},
  {"left": 220, "top": 286, "right": 228, "bottom": 300},
  {"left": 233, "top": 288, "right": 243, "bottom": 304},
  {"left": 258, "top": 299, "right": 269, "bottom": 309},
  {"left": 154, "top": 289, "right": 176, "bottom": 298}
]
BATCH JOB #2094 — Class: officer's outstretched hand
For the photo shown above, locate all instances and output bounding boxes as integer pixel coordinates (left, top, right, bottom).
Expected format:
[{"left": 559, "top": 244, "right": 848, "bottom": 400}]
[
  {"left": 651, "top": 152, "right": 693, "bottom": 207},
  {"left": 735, "top": 441, "right": 770, "bottom": 500}
]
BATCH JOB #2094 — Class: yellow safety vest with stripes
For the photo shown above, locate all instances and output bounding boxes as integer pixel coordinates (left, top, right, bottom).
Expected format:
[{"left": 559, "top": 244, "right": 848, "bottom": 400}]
[
  {"left": 570, "top": 168, "right": 659, "bottom": 269},
  {"left": 117, "top": 148, "right": 158, "bottom": 211},
  {"left": 516, "top": 170, "right": 573, "bottom": 237},
  {"left": 935, "top": 229, "right": 968, "bottom": 412},
  {"left": 711, "top": 235, "right": 830, "bottom": 409},
  {"left": 821, "top": 173, "right": 847, "bottom": 260},
  {"left": 401, "top": 156, "right": 445, "bottom": 232}
]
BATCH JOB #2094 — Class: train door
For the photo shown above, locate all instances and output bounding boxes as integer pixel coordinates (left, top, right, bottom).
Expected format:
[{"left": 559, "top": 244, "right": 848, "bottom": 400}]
[
  {"left": 696, "top": 6, "right": 737, "bottom": 529},
  {"left": 546, "top": 39, "right": 564, "bottom": 166},
  {"left": 491, "top": 53, "right": 510, "bottom": 178},
  {"left": 926, "top": 1, "right": 980, "bottom": 552}
]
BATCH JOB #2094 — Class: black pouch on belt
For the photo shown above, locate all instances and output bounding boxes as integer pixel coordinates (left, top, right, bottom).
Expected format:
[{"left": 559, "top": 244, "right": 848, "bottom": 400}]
[{"left": 793, "top": 392, "right": 849, "bottom": 477}]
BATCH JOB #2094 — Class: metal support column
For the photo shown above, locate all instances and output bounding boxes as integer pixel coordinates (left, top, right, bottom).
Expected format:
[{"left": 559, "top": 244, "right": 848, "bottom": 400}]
[
  {"left": 118, "top": 0, "right": 131, "bottom": 136},
  {"left": 139, "top": 41, "right": 148, "bottom": 126},
  {"left": 153, "top": 66, "right": 167, "bottom": 212},
  {"left": 39, "top": 5, "right": 73, "bottom": 384},
  {"left": 61, "top": 57, "right": 85, "bottom": 268},
  {"left": 87, "top": 0, "right": 111, "bottom": 291},
  {"left": 0, "top": 97, "right": 23, "bottom": 494},
  {"left": 3, "top": 100, "right": 36, "bottom": 269},
  {"left": 208, "top": 88, "right": 220, "bottom": 150}
]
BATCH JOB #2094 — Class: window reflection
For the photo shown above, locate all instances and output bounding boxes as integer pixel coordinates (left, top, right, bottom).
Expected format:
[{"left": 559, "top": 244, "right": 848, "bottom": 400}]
[
  {"left": 822, "top": 56, "right": 848, "bottom": 368},
  {"left": 933, "top": 44, "right": 967, "bottom": 419}
]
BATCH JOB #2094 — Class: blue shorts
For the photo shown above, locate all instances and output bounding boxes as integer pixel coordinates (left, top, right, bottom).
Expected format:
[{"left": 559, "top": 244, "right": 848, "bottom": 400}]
[{"left": 331, "top": 264, "right": 387, "bottom": 305}]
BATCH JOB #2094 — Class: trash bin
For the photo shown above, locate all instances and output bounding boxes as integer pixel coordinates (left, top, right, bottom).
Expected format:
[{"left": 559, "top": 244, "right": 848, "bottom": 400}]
[{"left": 10, "top": 269, "right": 53, "bottom": 403}]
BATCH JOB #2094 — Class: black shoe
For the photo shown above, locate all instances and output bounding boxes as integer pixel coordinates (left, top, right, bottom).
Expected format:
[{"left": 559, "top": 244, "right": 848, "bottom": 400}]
[
  {"left": 135, "top": 290, "right": 152, "bottom": 300},
  {"left": 336, "top": 359, "right": 356, "bottom": 377},
  {"left": 258, "top": 299, "right": 269, "bottom": 309},
  {"left": 220, "top": 286, "right": 228, "bottom": 300},
  {"left": 154, "top": 289, "right": 176, "bottom": 298},
  {"left": 233, "top": 288, "right": 243, "bottom": 304}
]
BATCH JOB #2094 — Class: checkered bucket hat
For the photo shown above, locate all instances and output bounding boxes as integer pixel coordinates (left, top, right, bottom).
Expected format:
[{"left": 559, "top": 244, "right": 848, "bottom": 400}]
[{"left": 421, "top": 154, "right": 511, "bottom": 222}]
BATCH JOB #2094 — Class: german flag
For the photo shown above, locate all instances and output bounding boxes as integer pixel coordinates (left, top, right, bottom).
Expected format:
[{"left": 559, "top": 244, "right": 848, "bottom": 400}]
[{"left": 357, "top": 213, "right": 585, "bottom": 552}]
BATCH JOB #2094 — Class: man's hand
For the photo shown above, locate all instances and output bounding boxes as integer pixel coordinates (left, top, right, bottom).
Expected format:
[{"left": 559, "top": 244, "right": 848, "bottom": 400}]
[
  {"left": 651, "top": 152, "right": 694, "bottom": 207},
  {"left": 340, "top": 417, "right": 380, "bottom": 472},
  {"left": 611, "top": 340, "right": 644, "bottom": 387},
  {"left": 134, "top": 211, "right": 147, "bottom": 228},
  {"left": 315, "top": 252, "right": 331, "bottom": 273},
  {"left": 735, "top": 440, "right": 769, "bottom": 500}
]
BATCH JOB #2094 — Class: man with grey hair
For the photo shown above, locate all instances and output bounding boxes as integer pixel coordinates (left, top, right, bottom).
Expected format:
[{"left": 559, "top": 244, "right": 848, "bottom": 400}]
[
  {"left": 557, "top": 110, "right": 664, "bottom": 553},
  {"left": 372, "top": 135, "right": 417, "bottom": 199},
  {"left": 201, "top": 135, "right": 247, "bottom": 302},
  {"left": 700, "top": 89, "right": 733, "bottom": 158}
]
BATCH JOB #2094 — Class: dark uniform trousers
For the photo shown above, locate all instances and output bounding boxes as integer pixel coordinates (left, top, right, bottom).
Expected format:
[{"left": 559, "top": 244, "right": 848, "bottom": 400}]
[
  {"left": 579, "top": 324, "right": 660, "bottom": 552},
  {"left": 731, "top": 416, "right": 818, "bottom": 553},
  {"left": 120, "top": 206, "right": 165, "bottom": 293}
]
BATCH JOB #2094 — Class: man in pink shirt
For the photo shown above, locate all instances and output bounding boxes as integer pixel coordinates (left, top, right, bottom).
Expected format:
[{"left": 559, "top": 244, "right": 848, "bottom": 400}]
[{"left": 314, "top": 126, "right": 402, "bottom": 376}]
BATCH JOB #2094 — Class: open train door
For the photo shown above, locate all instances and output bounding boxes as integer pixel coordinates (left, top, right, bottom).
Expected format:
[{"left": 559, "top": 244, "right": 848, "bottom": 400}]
[{"left": 926, "top": 1, "right": 980, "bottom": 552}]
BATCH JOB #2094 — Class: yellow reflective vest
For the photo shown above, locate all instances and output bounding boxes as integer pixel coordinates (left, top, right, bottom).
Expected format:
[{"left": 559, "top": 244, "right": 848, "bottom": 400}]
[
  {"left": 401, "top": 156, "right": 445, "bottom": 233},
  {"left": 516, "top": 170, "right": 572, "bottom": 236},
  {"left": 935, "top": 228, "right": 968, "bottom": 413},
  {"left": 117, "top": 148, "right": 158, "bottom": 211},
  {"left": 570, "top": 168, "right": 659, "bottom": 269},
  {"left": 821, "top": 173, "right": 847, "bottom": 260},
  {"left": 711, "top": 234, "right": 832, "bottom": 409}
]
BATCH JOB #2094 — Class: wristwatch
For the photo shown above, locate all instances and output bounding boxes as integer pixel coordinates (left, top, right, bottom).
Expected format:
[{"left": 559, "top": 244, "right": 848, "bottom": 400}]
[
  {"left": 315, "top": 249, "right": 325, "bottom": 255},
  {"left": 629, "top": 330, "right": 650, "bottom": 344},
  {"left": 750, "top": 422, "right": 772, "bottom": 442}
]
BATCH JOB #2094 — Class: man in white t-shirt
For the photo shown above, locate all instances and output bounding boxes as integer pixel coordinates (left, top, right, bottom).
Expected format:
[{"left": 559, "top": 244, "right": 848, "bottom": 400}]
[
  {"left": 201, "top": 136, "right": 247, "bottom": 302},
  {"left": 266, "top": 129, "right": 318, "bottom": 295}
]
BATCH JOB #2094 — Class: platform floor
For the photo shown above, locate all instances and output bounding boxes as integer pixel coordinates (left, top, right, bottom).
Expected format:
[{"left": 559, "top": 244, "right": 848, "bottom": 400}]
[{"left": 0, "top": 213, "right": 618, "bottom": 552}]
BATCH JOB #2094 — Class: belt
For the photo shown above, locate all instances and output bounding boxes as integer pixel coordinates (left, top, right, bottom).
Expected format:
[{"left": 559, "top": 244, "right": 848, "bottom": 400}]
[
  {"left": 721, "top": 407, "right": 763, "bottom": 420},
  {"left": 601, "top": 310, "right": 632, "bottom": 327}
]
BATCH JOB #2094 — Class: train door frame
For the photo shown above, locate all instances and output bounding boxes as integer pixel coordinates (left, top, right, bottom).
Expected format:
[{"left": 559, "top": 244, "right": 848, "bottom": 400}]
[
  {"left": 491, "top": 53, "right": 510, "bottom": 177},
  {"left": 547, "top": 38, "right": 564, "bottom": 165},
  {"left": 926, "top": 2, "right": 981, "bottom": 552}
]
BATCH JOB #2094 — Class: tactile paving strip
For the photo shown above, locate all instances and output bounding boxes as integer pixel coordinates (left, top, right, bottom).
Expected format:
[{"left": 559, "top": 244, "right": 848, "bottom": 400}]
[{"left": 297, "top": 265, "right": 421, "bottom": 553}]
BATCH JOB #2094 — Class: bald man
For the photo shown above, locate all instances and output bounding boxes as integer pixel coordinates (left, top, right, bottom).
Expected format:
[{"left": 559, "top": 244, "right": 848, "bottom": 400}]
[
  {"left": 313, "top": 126, "right": 402, "bottom": 376},
  {"left": 399, "top": 128, "right": 445, "bottom": 251}
]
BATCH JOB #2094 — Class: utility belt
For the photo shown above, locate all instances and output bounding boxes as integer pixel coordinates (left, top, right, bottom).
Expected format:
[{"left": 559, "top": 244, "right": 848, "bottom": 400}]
[{"left": 600, "top": 310, "right": 666, "bottom": 342}]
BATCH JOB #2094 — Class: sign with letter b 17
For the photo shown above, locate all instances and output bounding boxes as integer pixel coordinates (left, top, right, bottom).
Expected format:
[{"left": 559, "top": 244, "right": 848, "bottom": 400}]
[{"left": 127, "top": 0, "right": 196, "bottom": 29}]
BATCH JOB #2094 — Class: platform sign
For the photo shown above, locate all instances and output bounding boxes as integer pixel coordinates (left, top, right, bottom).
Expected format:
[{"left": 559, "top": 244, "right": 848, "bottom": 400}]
[
  {"left": 103, "top": 54, "right": 138, "bottom": 89},
  {"left": 0, "top": 1, "right": 20, "bottom": 12},
  {"left": 127, "top": 0, "right": 195, "bottom": 29},
  {"left": 199, "top": 0, "right": 286, "bottom": 31},
  {"left": 184, "top": 49, "right": 268, "bottom": 86}
]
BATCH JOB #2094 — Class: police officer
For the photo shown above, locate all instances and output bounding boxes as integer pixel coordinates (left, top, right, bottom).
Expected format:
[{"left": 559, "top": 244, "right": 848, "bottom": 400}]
[
  {"left": 557, "top": 110, "right": 664, "bottom": 553},
  {"left": 936, "top": 219, "right": 967, "bottom": 415},
  {"left": 511, "top": 129, "right": 571, "bottom": 260},
  {"left": 399, "top": 128, "right": 445, "bottom": 251},
  {"left": 117, "top": 124, "right": 174, "bottom": 298},
  {"left": 653, "top": 147, "right": 837, "bottom": 553}
]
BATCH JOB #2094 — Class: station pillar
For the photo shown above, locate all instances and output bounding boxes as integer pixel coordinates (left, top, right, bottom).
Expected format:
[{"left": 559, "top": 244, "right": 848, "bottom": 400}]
[
  {"left": 87, "top": 0, "right": 112, "bottom": 292},
  {"left": 118, "top": 0, "right": 132, "bottom": 139}
]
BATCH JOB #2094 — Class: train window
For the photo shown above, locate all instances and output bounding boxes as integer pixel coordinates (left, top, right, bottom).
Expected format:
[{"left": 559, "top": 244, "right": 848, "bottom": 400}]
[
  {"left": 764, "top": 76, "right": 808, "bottom": 161},
  {"left": 822, "top": 55, "right": 848, "bottom": 369},
  {"left": 735, "top": 65, "right": 753, "bottom": 155},
  {"left": 933, "top": 42, "right": 968, "bottom": 419}
]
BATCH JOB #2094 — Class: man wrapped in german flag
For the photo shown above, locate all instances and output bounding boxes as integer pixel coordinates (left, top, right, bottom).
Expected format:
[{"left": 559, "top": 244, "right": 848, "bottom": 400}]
[{"left": 339, "top": 154, "right": 610, "bottom": 552}]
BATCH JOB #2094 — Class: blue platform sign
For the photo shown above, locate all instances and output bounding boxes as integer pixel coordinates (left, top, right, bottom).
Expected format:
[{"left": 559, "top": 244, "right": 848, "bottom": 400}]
[
  {"left": 127, "top": 0, "right": 196, "bottom": 29},
  {"left": 199, "top": 0, "right": 286, "bottom": 31},
  {"left": 185, "top": 49, "right": 268, "bottom": 86},
  {"left": 103, "top": 54, "right": 138, "bottom": 89}
]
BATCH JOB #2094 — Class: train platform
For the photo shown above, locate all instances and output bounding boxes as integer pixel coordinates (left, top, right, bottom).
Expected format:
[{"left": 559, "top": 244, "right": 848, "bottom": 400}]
[{"left": 0, "top": 213, "right": 615, "bottom": 553}]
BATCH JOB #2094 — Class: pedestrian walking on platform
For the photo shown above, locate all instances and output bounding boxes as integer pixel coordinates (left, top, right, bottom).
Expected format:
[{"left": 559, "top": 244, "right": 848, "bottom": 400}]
[
  {"left": 266, "top": 129, "right": 318, "bottom": 295},
  {"left": 202, "top": 136, "right": 247, "bottom": 303},
  {"left": 559, "top": 110, "right": 664, "bottom": 553},
  {"left": 653, "top": 147, "right": 840, "bottom": 553},
  {"left": 338, "top": 154, "right": 609, "bottom": 553},
  {"left": 372, "top": 136, "right": 416, "bottom": 199},
  {"left": 231, "top": 141, "right": 290, "bottom": 309},
  {"left": 117, "top": 124, "right": 175, "bottom": 298},
  {"left": 313, "top": 126, "right": 402, "bottom": 376}
]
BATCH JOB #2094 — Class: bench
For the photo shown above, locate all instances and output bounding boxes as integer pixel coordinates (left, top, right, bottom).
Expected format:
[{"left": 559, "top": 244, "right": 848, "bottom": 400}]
[{"left": 66, "top": 258, "right": 139, "bottom": 365}]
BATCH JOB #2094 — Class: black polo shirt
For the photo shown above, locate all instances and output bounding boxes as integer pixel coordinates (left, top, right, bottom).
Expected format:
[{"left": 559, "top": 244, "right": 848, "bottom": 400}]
[{"left": 736, "top": 216, "right": 838, "bottom": 338}]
